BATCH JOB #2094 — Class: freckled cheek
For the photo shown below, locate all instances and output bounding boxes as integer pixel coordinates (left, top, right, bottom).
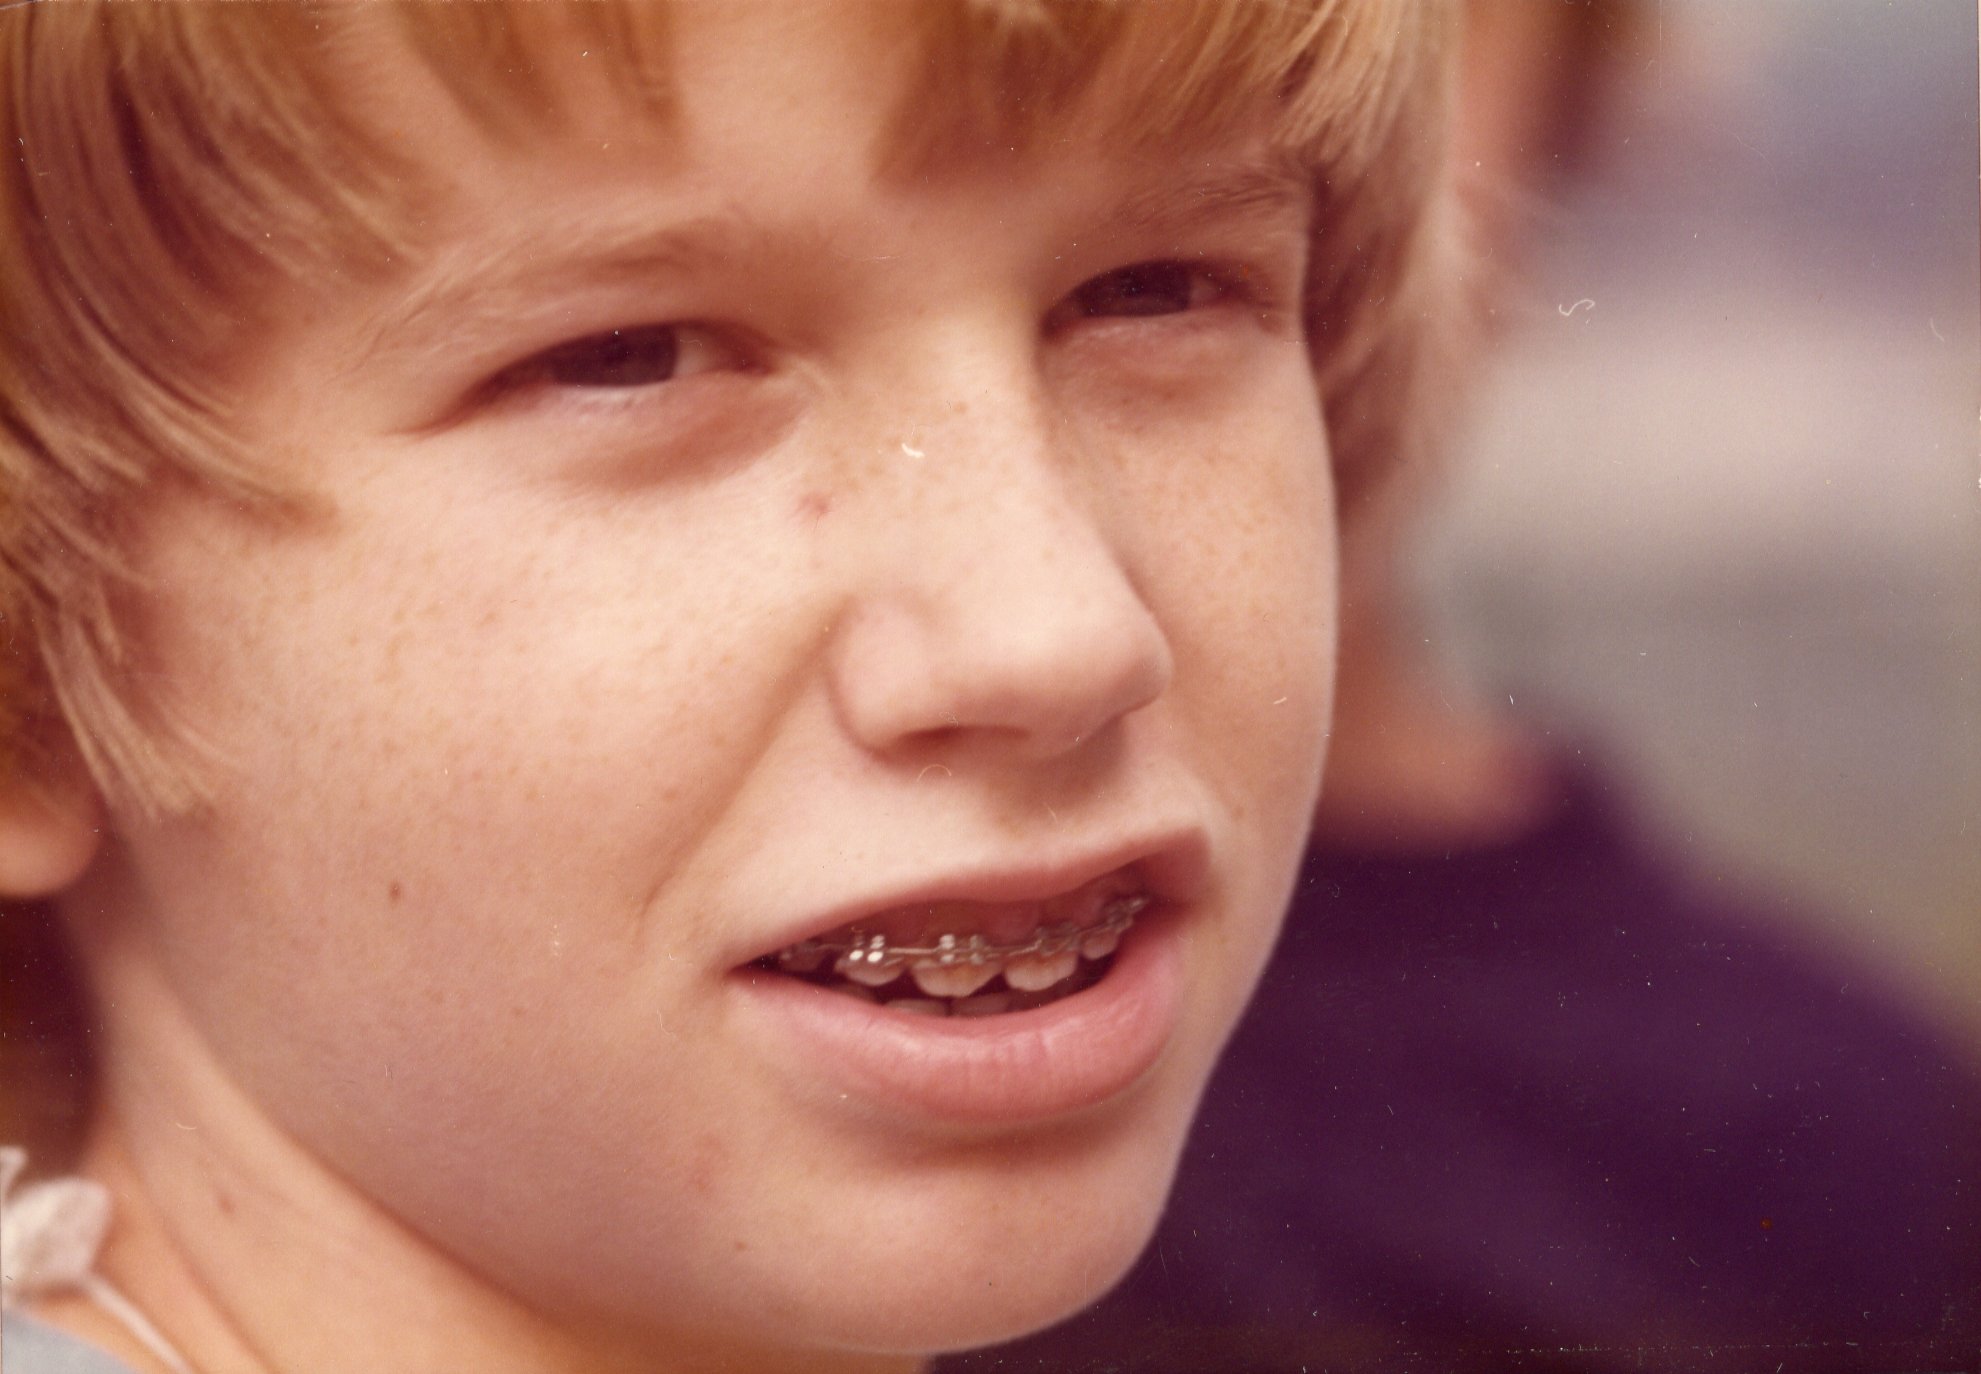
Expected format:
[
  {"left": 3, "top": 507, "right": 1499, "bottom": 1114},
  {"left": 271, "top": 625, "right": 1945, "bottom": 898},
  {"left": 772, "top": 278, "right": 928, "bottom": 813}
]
[
  {"left": 1142, "top": 408, "right": 1336, "bottom": 802},
  {"left": 138, "top": 488, "right": 823, "bottom": 934}
]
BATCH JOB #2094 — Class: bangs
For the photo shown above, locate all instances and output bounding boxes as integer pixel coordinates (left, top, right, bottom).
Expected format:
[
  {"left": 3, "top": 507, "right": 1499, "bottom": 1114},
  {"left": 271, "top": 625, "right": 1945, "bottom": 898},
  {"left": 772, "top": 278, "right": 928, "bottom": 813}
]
[
  {"left": 9, "top": 0, "right": 1444, "bottom": 353},
  {"left": 901, "top": 1, "right": 1436, "bottom": 180},
  {"left": 390, "top": 1, "right": 674, "bottom": 137}
]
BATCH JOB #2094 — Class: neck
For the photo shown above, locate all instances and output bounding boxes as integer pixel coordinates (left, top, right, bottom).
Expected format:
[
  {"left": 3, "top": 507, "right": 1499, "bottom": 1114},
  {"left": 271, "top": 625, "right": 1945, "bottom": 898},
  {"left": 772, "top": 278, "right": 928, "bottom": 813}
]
[{"left": 59, "top": 918, "right": 921, "bottom": 1374}]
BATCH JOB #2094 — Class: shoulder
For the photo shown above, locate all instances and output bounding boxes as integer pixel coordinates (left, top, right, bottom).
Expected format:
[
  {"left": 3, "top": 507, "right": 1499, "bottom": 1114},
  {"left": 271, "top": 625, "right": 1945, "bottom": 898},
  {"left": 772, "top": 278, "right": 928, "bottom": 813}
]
[{"left": 3, "top": 1312, "right": 145, "bottom": 1374}]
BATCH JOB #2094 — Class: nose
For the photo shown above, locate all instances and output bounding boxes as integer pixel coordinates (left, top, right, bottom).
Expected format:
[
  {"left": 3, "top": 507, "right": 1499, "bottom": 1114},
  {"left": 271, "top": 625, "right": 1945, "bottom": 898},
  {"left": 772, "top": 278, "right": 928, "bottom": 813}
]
[{"left": 826, "top": 372, "right": 1174, "bottom": 763}]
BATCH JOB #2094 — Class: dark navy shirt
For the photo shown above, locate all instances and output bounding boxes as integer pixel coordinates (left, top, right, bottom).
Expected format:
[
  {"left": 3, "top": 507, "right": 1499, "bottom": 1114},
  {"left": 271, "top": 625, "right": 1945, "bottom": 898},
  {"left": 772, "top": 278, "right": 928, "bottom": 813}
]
[{"left": 949, "top": 760, "right": 1981, "bottom": 1372}]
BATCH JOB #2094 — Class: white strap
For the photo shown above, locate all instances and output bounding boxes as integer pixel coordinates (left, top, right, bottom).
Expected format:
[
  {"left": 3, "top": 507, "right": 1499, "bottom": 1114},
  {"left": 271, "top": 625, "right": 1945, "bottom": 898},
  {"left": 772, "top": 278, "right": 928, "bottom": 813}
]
[
  {"left": 1, "top": 1147, "right": 196, "bottom": 1374},
  {"left": 78, "top": 1275, "right": 196, "bottom": 1374},
  {"left": 0, "top": 1148, "right": 112, "bottom": 1309}
]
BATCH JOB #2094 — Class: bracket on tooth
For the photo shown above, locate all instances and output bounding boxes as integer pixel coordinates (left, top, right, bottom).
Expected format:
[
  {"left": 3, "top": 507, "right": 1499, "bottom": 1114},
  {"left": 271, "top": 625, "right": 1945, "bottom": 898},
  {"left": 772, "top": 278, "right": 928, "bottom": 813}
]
[
  {"left": 931, "top": 933, "right": 990, "bottom": 966},
  {"left": 777, "top": 894, "right": 1149, "bottom": 971}
]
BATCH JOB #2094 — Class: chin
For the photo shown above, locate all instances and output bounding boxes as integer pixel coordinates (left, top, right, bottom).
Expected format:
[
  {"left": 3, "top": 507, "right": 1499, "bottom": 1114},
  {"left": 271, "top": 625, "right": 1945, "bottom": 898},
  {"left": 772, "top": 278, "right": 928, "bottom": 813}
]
[{"left": 795, "top": 1075, "right": 1200, "bottom": 1358}]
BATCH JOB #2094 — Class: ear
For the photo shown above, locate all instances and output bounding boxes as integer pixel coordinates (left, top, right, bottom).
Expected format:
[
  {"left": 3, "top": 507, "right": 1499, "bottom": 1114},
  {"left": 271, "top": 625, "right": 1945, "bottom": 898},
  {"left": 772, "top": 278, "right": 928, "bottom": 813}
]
[{"left": 0, "top": 741, "right": 104, "bottom": 899}]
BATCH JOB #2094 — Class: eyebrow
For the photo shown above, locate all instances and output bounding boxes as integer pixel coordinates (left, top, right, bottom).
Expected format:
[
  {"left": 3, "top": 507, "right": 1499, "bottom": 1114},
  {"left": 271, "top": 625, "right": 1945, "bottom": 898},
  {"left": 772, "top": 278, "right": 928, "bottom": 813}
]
[
  {"left": 362, "top": 157, "right": 1313, "bottom": 365},
  {"left": 1101, "top": 157, "right": 1314, "bottom": 246},
  {"left": 361, "top": 208, "right": 791, "bottom": 364}
]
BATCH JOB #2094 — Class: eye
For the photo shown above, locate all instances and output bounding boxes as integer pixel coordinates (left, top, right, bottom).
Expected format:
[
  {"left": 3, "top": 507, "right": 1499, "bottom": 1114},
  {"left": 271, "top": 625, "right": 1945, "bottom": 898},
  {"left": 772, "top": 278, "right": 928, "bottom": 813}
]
[
  {"left": 488, "top": 323, "right": 741, "bottom": 398},
  {"left": 1067, "top": 261, "right": 1221, "bottom": 320}
]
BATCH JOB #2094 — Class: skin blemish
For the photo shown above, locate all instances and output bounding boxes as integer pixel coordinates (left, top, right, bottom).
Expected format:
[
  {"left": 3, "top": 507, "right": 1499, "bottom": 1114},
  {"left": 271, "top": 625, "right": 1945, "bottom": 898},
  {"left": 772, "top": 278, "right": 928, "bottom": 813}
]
[
  {"left": 388, "top": 880, "right": 404, "bottom": 904},
  {"left": 795, "top": 490, "right": 833, "bottom": 523}
]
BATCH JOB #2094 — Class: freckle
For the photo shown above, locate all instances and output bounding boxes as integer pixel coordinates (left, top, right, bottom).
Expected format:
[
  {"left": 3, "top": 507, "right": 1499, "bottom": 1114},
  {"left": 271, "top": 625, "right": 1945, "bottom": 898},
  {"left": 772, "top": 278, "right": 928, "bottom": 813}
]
[{"left": 388, "top": 880, "right": 404, "bottom": 903}]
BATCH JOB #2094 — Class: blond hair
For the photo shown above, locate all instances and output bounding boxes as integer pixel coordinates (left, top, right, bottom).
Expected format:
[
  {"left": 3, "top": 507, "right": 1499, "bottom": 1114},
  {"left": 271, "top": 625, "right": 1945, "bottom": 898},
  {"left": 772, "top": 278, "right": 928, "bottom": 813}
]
[{"left": 1, "top": 0, "right": 1460, "bottom": 815}]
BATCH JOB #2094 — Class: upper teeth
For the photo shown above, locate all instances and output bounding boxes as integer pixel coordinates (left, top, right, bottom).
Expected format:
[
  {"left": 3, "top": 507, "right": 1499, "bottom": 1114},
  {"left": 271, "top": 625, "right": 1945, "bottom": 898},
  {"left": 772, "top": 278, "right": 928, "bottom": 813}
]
[
  {"left": 908, "top": 959, "right": 1001, "bottom": 998},
  {"left": 778, "top": 894, "right": 1148, "bottom": 992}
]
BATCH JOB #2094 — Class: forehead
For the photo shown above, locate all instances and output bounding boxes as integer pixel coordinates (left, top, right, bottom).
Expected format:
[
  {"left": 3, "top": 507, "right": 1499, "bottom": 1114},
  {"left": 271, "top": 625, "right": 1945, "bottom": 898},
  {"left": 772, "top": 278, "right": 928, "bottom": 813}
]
[
  {"left": 313, "top": 3, "right": 1315, "bottom": 348},
  {"left": 334, "top": 1, "right": 1304, "bottom": 195}
]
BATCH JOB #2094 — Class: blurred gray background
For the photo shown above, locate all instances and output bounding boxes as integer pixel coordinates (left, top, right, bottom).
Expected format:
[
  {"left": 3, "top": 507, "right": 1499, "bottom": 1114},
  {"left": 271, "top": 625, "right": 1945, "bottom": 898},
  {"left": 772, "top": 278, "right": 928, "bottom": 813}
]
[{"left": 1415, "top": 0, "right": 1980, "bottom": 1043}]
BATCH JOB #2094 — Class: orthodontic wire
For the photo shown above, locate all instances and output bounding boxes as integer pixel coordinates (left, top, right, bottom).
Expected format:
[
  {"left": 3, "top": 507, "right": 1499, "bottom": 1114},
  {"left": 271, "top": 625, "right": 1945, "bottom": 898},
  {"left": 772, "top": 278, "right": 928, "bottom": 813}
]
[{"left": 779, "top": 894, "right": 1150, "bottom": 967}]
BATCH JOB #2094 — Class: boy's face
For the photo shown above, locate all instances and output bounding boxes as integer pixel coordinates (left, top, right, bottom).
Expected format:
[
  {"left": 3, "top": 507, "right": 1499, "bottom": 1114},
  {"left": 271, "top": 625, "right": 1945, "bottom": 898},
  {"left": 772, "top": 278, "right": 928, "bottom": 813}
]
[{"left": 90, "top": 2, "right": 1336, "bottom": 1358}]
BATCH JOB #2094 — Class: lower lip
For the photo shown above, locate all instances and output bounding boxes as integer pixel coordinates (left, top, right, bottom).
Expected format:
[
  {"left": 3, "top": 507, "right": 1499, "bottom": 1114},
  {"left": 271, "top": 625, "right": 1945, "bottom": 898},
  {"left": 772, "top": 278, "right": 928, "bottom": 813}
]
[{"left": 728, "top": 908, "right": 1186, "bottom": 1125}]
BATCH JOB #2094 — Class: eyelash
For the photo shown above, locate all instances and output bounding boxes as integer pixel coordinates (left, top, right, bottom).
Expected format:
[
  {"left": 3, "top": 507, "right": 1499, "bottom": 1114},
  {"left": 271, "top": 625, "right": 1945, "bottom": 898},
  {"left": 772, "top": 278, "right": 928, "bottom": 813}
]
[
  {"left": 482, "top": 257, "right": 1275, "bottom": 407},
  {"left": 482, "top": 324, "right": 741, "bottom": 404},
  {"left": 1051, "top": 258, "right": 1262, "bottom": 329}
]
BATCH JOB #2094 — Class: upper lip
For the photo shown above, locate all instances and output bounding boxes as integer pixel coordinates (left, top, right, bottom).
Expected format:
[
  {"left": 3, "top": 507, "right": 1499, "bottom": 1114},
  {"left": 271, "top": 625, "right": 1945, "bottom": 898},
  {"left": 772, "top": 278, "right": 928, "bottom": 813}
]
[{"left": 732, "top": 824, "right": 1212, "bottom": 968}]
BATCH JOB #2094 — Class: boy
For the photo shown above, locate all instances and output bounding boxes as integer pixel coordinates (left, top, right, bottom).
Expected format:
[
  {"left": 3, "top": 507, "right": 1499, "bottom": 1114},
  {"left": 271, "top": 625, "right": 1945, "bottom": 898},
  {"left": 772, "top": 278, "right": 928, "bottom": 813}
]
[{"left": 0, "top": 3, "right": 1458, "bottom": 1370}]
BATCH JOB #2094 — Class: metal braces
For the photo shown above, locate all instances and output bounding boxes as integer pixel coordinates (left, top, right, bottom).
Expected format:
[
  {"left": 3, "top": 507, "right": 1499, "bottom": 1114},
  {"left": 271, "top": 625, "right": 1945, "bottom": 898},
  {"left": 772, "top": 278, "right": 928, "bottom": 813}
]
[{"left": 777, "top": 893, "right": 1150, "bottom": 971}]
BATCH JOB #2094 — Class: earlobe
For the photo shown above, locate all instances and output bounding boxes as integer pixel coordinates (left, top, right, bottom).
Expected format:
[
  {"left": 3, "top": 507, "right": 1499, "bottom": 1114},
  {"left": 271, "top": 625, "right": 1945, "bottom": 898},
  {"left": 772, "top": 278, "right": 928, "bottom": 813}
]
[{"left": 0, "top": 752, "right": 105, "bottom": 899}]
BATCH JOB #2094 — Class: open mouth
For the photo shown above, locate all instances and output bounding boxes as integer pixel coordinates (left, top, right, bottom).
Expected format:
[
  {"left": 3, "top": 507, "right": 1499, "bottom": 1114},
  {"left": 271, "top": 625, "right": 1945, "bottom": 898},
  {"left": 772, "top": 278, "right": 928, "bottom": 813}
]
[{"left": 749, "top": 870, "right": 1150, "bottom": 1018}]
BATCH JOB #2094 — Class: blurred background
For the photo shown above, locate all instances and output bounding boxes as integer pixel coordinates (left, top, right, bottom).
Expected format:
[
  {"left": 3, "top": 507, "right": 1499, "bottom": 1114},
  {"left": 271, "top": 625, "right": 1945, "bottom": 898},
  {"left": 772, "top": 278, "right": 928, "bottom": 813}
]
[{"left": 1416, "top": 0, "right": 1980, "bottom": 1047}]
